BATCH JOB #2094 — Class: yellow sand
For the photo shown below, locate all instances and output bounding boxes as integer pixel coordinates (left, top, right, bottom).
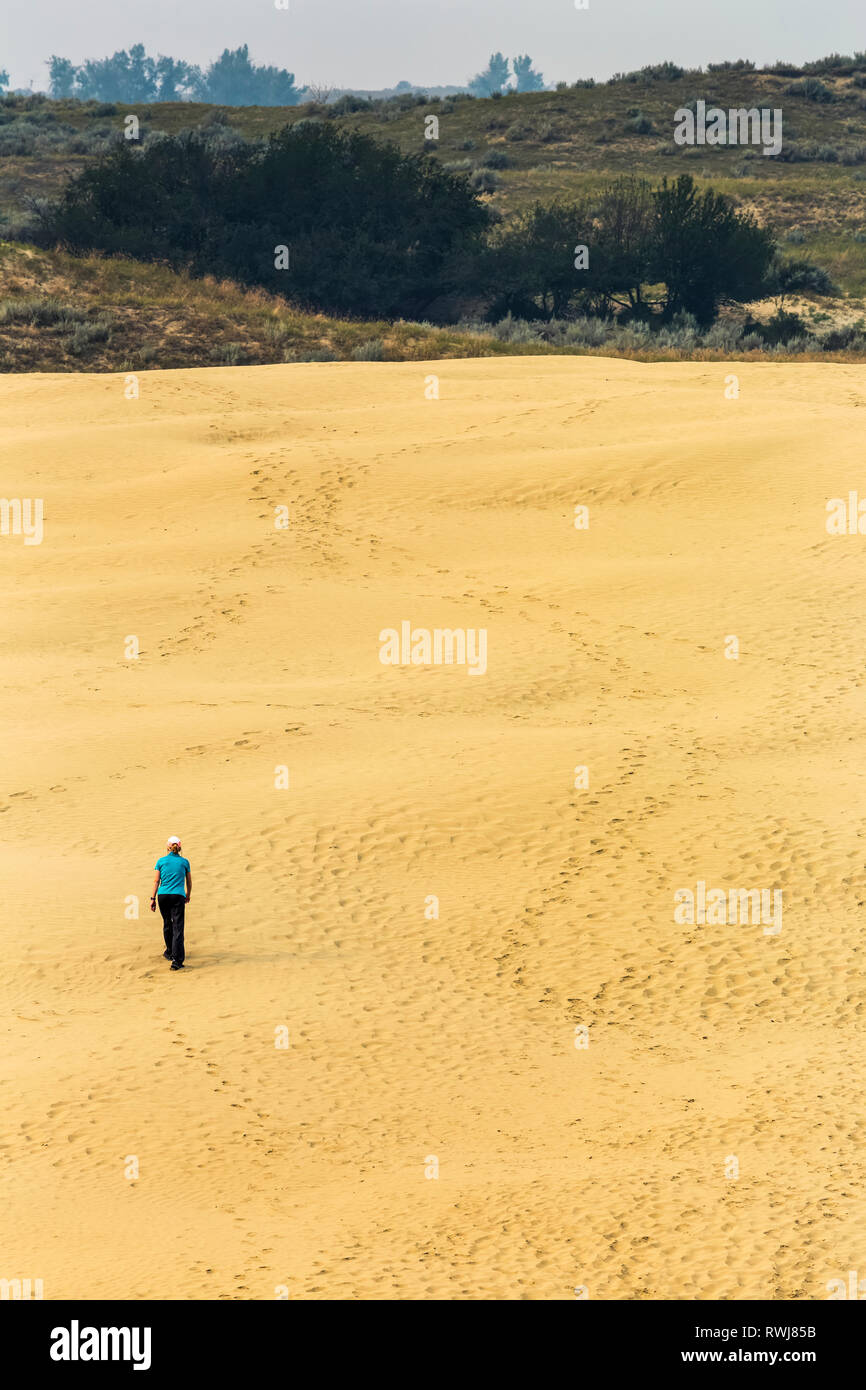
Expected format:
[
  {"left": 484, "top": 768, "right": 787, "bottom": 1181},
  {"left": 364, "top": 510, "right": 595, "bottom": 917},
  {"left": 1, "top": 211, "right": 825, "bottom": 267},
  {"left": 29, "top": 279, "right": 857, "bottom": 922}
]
[{"left": 2, "top": 356, "right": 865, "bottom": 1301}]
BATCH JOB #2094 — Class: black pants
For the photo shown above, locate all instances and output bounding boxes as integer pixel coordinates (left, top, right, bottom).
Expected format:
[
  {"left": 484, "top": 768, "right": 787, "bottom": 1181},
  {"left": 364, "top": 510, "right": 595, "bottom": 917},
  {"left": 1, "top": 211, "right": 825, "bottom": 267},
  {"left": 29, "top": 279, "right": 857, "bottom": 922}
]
[{"left": 158, "top": 894, "right": 186, "bottom": 965}]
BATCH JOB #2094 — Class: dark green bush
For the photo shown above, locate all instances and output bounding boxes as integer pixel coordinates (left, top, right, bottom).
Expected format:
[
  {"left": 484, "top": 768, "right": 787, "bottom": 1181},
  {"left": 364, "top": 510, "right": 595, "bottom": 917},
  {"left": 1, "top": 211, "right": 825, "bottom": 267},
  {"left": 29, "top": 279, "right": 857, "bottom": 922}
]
[
  {"left": 786, "top": 77, "right": 838, "bottom": 102},
  {"left": 627, "top": 111, "right": 654, "bottom": 134},
  {"left": 766, "top": 255, "right": 838, "bottom": 297},
  {"left": 486, "top": 174, "right": 776, "bottom": 326},
  {"left": 744, "top": 309, "right": 808, "bottom": 344},
  {"left": 481, "top": 149, "right": 512, "bottom": 169},
  {"left": 39, "top": 123, "right": 491, "bottom": 321},
  {"left": 821, "top": 324, "right": 866, "bottom": 350}
]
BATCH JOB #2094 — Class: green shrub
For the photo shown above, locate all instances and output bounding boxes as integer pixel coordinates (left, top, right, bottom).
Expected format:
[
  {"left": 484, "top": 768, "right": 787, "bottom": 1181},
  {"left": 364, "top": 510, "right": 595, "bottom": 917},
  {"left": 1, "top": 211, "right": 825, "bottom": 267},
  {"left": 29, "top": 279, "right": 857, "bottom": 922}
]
[
  {"left": 471, "top": 168, "right": 502, "bottom": 192},
  {"left": 491, "top": 314, "right": 540, "bottom": 344},
  {"left": 263, "top": 319, "right": 291, "bottom": 342},
  {"left": 821, "top": 324, "right": 866, "bottom": 350},
  {"left": 535, "top": 120, "right": 568, "bottom": 143},
  {"left": 40, "top": 122, "right": 492, "bottom": 322},
  {"left": 210, "top": 341, "right": 244, "bottom": 364},
  {"left": 702, "top": 320, "right": 744, "bottom": 350},
  {"left": 745, "top": 309, "right": 809, "bottom": 344},
  {"left": 707, "top": 59, "right": 755, "bottom": 72},
  {"left": 627, "top": 111, "right": 655, "bottom": 134},
  {"left": 505, "top": 122, "right": 534, "bottom": 141},
  {"left": 787, "top": 77, "right": 837, "bottom": 102},
  {"left": 487, "top": 174, "right": 776, "bottom": 326},
  {"left": 284, "top": 347, "right": 339, "bottom": 362},
  {"left": 0, "top": 296, "right": 74, "bottom": 325},
  {"left": 609, "top": 61, "right": 687, "bottom": 84},
  {"left": 767, "top": 255, "right": 838, "bottom": 296},
  {"left": 351, "top": 337, "right": 384, "bottom": 360},
  {"left": 481, "top": 149, "right": 512, "bottom": 169},
  {"left": 779, "top": 141, "right": 840, "bottom": 162},
  {"left": 68, "top": 316, "right": 113, "bottom": 353}
]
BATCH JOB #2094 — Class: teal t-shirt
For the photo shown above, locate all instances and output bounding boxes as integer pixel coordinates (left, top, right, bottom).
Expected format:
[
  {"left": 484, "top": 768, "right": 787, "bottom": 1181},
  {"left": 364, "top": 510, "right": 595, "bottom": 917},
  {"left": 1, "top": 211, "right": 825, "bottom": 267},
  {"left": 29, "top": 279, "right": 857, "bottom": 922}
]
[{"left": 154, "top": 853, "right": 190, "bottom": 896}]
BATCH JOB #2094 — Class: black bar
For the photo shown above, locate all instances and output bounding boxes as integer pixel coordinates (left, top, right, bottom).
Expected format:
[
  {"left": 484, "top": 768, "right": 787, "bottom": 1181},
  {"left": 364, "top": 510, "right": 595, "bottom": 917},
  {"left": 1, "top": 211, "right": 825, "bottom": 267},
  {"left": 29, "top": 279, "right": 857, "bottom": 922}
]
[{"left": 6, "top": 1298, "right": 859, "bottom": 1374}]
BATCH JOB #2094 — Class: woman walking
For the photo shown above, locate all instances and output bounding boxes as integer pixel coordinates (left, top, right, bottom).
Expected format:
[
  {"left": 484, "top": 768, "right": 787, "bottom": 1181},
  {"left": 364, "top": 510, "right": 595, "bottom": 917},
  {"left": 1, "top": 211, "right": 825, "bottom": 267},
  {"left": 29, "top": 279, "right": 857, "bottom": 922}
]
[{"left": 151, "top": 836, "right": 192, "bottom": 971}]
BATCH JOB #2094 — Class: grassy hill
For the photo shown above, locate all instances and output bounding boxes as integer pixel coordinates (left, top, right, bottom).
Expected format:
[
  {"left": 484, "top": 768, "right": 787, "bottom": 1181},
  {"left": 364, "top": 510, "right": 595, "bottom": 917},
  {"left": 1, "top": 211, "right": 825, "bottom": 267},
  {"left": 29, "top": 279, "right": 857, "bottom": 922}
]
[
  {"left": 0, "top": 242, "right": 527, "bottom": 371},
  {"left": 4, "top": 240, "right": 864, "bottom": 372},
  {"left": 2, "top": 63, "right": 865, "bottom": 368}
]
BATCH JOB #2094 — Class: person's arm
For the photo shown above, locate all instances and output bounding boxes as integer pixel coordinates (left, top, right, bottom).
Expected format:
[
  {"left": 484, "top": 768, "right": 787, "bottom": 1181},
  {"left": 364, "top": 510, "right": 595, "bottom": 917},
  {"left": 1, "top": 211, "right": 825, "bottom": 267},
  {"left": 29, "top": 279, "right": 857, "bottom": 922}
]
[
  {"left": 151, "top": 869, "right": 161, "bottom": 907},
  {"left": 185, "top": 868, "right": 192, "bottom": 904}
]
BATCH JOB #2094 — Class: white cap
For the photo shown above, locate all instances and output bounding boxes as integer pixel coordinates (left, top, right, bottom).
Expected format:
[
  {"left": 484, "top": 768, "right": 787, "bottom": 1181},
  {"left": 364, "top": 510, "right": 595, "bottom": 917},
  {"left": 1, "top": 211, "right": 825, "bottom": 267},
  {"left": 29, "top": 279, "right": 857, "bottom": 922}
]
[{"left": 167, "top": 835, "right": 182, "bottom": 846}]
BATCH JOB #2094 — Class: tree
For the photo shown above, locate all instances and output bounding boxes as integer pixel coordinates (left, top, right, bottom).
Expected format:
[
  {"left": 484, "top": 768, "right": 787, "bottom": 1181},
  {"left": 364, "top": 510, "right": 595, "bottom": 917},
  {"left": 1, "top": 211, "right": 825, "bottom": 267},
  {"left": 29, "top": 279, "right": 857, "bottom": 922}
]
[
  {"left": 652, "top": 175, "right": 775, "bottom": 323},
  {"left": 486, "top": 199, "right": 594, "bottom": 317},
  {"left": 590, "top": 177, "right": 656, "bottom": 316},
  {"left": 468, "top": 52, "right": 510, "bottom": 97},
  {"left": 72, "top": 44, "right": 159, "bottom": 101},
  {"left": 0, "top": 69, "right": 8, "bottom": 92},
  {"left": 512, "top": 55, "right": 545, "bottom": 92},
  {"left": 41, "top": 124, "right": 491, "bottom": 320},
  {"left": 48, "top": 56, "right": 76, "bottom": 98},
  {"left": 154, "top": 56, "right": 199, "bottom": 102},
  {"left": 763, "top": 252, "right": 837, "bottom": 304},
  {"left": 44, "top": 44, "right": 296, "bottom": 106},
  {"left": 194, "top": 45, "right": 300, "bottom": 106},
  {"left": 485, "top": 174, "right": 779, "bottom": 326},
  {"left": 303, "top": 83, "right": 337, "bottom": 104}
]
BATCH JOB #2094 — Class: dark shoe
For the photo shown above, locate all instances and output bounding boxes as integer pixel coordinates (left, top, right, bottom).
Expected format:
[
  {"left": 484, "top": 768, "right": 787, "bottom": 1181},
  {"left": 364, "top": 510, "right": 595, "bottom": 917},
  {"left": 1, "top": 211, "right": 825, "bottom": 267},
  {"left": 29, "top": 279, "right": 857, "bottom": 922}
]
[
  {"left": 170, "top": 962, "right": 184, "bottom": 970},
  {"left": 163, "top": 951, "right": 171, "bottom": 959}
]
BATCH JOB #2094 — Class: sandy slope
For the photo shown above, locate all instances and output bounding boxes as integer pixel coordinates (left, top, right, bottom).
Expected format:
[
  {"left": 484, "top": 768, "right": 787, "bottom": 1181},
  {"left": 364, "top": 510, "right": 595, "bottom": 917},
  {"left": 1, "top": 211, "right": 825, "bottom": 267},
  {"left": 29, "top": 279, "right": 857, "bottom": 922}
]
[{"left": 1, "top": 356, "right": 865, "bottom": 1301}]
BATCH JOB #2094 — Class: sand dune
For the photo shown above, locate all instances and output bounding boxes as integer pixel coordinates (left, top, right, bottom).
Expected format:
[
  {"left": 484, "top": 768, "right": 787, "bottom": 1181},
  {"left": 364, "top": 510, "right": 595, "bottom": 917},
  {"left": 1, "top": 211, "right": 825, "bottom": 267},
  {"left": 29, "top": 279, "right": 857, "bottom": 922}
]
[{"left": 2, "top": 356, "right": 865, "bottom": 1300}]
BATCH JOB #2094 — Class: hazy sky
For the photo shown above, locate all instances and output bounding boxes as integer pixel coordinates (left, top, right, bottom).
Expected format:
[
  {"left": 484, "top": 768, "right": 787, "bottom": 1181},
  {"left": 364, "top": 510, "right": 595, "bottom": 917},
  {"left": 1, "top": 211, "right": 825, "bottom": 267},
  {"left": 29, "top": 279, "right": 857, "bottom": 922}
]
[{"left": 3, "top": 0, "right": 864, "bottom": 91}]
